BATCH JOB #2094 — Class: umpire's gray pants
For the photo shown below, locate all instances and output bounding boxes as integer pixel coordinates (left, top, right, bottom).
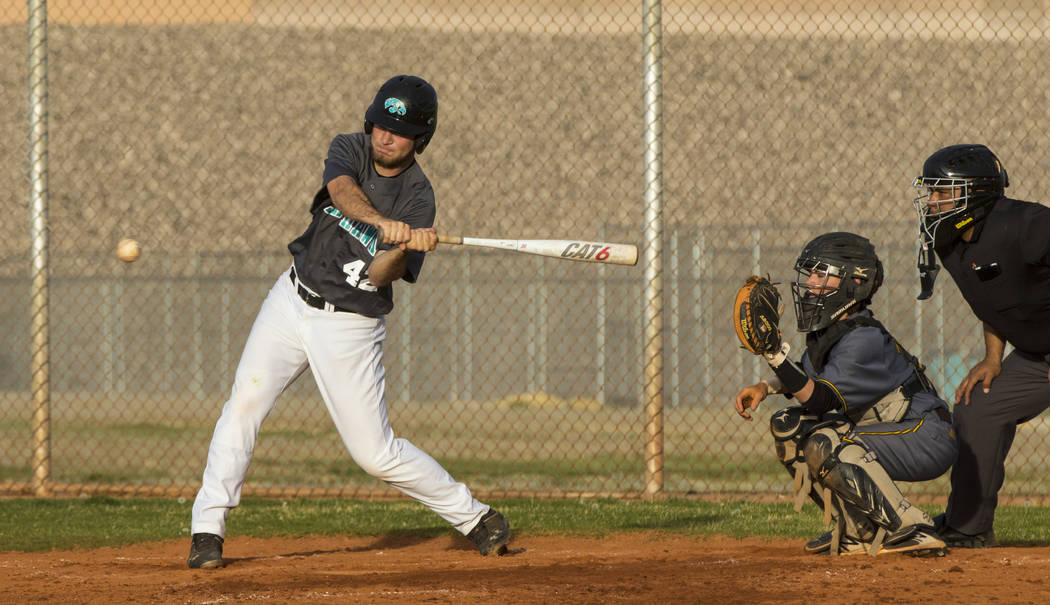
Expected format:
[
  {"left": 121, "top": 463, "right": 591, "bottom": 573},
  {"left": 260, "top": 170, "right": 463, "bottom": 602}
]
[{"left": 946, "top": 350, "right": 1050, "bottom": 536}]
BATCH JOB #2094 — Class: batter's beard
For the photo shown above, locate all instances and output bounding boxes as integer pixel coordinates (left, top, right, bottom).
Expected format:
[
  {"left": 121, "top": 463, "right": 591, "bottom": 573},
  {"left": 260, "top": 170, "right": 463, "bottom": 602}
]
[{"left": 372, "top": 146, "right": 415, "bottom": 173}]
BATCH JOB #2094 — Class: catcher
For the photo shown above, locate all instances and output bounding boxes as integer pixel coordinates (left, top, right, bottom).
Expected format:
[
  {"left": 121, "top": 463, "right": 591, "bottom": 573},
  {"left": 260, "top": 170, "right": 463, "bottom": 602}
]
[{"left": 732, "top": 232, "right": 957, "bottom": 556}]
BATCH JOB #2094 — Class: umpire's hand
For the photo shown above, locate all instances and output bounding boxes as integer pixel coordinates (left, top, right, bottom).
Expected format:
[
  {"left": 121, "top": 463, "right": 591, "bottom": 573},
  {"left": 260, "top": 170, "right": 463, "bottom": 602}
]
[{"left": 954, "top": 359, "right": 1002, "bottom": 406}]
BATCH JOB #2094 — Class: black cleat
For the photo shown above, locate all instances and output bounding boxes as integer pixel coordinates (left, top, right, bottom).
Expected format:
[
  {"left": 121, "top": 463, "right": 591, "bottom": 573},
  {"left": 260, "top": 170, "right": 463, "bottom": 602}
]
[
  {"left": 467, "top": 509, "right": 511, "bottom": 556},
  {"left": 187, "top": 532, "right": 225, "bottom": 569},
  {"left": 933, "top": 514, "right": 998, "bottom": 548}
]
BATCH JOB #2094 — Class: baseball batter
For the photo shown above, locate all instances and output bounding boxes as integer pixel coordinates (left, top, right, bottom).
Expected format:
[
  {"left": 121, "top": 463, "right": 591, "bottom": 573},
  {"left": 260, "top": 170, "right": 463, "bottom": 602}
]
[
  {"left": 734, "top": 233, "right": 957, "bottom": 556},
  {"left": 187, "top": 75, "right": 511, "bottom": 569}
]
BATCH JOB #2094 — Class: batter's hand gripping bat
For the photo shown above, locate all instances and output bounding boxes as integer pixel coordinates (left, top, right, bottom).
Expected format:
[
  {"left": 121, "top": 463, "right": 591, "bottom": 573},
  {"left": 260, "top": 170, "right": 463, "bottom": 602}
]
[{"left": 437, "top": 234, "right": 638, "bottom": 266}]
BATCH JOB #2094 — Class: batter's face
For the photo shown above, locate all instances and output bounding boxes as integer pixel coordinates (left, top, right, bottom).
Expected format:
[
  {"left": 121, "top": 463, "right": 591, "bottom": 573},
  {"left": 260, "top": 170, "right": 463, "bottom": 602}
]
[{"left": 370, "top": 125, "right": 416, "bottom": 175}]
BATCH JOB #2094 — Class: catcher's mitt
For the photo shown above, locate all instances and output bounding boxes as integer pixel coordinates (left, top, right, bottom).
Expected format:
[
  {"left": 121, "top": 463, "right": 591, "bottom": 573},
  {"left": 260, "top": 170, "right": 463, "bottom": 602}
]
[{"left": 733, "top": 275, "right": 783, "bottom": 355}]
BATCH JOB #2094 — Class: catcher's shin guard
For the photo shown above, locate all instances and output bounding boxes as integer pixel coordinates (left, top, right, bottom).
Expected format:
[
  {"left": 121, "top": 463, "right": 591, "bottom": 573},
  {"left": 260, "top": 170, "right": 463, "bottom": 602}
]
[
  {"left": 825, "top": 493, "right": 881, "bottom": 556},
  {"left": 770, "top": 408, "right": 832, "bottom": 519},
  {"left": 804, "top": 428, "right": 934, "bottom": 554},
  {"left": 811, "top": 502, "right": 880, "bottom": 556}
]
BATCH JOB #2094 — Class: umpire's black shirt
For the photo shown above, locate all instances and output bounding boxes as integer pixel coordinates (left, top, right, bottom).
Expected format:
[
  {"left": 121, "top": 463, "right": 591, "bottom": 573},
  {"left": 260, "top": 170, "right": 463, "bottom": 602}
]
[{"left": 936, "top": 196, "right": 1050, "bottom": 356}]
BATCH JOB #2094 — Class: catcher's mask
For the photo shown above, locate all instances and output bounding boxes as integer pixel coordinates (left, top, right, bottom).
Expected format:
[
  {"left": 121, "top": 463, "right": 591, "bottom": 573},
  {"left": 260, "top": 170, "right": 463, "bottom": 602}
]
[
  {"left": 791, "top": 232, "right": 883, "bottom": 332},
  {"left": 364, "top": 75, "right": 438, "bottom": 154},
  {"left": 912, "top": 144, "right": 1007, "bottom": 251}
]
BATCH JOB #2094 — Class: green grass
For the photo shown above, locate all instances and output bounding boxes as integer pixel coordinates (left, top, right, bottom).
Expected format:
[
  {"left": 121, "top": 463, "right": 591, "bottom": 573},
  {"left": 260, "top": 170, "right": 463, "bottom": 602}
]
[
  {"left": 5, "top": 395, "right": 1050, "bottom": 498},
  {"left": 0, "top": 466, "right": 30, "bottom": 481},
  {"left": 1, "top": 497, "right": 1049, "bottom": 552}
]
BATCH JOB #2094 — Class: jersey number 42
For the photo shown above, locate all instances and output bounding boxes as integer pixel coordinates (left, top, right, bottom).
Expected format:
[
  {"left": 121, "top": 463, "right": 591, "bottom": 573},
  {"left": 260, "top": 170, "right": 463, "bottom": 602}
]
[{"left": 343, "top": 260, "right": 377, "bottom": 292}]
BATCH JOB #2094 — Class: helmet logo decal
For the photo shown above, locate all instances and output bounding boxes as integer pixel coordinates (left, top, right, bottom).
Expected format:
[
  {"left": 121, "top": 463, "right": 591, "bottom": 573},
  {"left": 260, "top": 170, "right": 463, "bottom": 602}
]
[
  {"left": 384, "top": 98, "right": 407, "bottom": 116},
  {"left": 853, "top": 267, "right": 870, "bottom": 278}
]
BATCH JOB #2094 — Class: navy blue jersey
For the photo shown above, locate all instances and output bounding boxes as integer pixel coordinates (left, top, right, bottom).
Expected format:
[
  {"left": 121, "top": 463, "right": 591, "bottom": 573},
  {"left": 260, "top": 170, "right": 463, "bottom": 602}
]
[
  {"left": 801, "top": 312, "right": 947, "bottom": 420},
  {"left": 288, "top": 133, "right": 436, "bottom": 317}
]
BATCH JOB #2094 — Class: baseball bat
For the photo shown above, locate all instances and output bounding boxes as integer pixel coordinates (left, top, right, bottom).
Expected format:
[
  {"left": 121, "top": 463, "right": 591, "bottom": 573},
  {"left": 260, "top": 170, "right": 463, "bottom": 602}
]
[{"left": 437, "top": 234, "right": 638, "bottom": 266}]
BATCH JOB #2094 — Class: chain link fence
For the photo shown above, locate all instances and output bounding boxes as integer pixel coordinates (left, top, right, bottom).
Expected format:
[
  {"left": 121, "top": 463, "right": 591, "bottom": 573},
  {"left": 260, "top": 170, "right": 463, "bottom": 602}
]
[{"left": 2, "top": 0, "right": 1049, "bottom": 501}]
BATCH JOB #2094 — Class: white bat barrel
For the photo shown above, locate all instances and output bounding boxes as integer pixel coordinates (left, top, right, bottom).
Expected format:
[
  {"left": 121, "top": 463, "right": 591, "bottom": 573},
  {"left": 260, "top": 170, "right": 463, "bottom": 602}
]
[{"left": 439, "top": 236, "right": 637, "bottom": 266}]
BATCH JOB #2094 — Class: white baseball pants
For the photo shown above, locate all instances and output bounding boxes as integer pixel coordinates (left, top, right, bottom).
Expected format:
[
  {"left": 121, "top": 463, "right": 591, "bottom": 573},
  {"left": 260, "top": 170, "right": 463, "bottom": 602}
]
[{"left": 191, "top": 268, "right": 489, "bottom": 538}]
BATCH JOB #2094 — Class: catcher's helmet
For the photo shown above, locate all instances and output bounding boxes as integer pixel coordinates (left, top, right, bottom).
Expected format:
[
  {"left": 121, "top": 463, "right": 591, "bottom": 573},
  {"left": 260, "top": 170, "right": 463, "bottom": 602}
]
[
  {"left": 364, "top": 75, "right": 438, "bottom": 154},
  {"left": 912, "top": 144, "right": 1008, "bottom": 250},
  {"left": 791, "top": 232, "right": 884, "bottom": 332}
]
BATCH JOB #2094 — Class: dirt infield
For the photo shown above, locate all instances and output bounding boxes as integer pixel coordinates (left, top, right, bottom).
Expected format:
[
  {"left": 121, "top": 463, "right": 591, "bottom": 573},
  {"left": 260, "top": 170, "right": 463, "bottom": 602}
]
[{"left": 2, "top": 533, "right": 1050, "bottom": 603}]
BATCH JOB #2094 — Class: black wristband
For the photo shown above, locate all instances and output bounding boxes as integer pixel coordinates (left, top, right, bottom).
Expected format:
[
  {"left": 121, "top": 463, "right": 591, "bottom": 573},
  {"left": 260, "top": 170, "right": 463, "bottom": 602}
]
[{"left": 769, "top": 358, "right": 809, "bottom": 395}]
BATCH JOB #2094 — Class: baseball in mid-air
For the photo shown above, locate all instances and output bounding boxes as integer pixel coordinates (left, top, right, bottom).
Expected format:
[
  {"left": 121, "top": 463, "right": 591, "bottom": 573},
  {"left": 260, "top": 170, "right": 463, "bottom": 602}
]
[{"left": 116, "top": 238, "right": 141, "bottom": 262}]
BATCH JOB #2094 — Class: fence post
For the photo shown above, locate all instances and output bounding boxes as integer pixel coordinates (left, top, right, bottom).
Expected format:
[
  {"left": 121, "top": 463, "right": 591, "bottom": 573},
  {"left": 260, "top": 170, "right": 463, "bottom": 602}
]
[
  {"left": 670, "top": 228, "right": 679, "bottom": 408},
  {"left": 191, "top": 251, "right": 205, "bottom": 399},
  {"left": 102, "top": 274, "right": 127, "bottom": 394},
  {"left": 934, "top": 285, "right": 946, "bottom": 392},
  {"left": 399, "top": 279, "right": 412, "bottom": 403},
  {"left": 162, "top": 255, "right": 176, "bottom": 394},
  {"left": 461, "top": 251, "right": 472, "bottom": 402},
  {"left": 221, "top": 274, "right": 231, "bottom": 392},
  {"left": 596, "top": 229, "right": 607, "bottom": 406},
  {"left": 28, "top": 0, "right": 52, "bottom": 497},
  {"left": 642, "top": 0, "right": 664, "bottom": 497},
  {"left": 693, "top": 229, "right": 710, "bottom": 393},
  {"left": 751, "top": 227, "right": 761, "bottom": 384}
]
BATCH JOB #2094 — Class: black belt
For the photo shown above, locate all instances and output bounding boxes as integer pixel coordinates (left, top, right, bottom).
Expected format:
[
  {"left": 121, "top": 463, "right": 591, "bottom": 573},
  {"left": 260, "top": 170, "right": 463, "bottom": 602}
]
[
  {"left": 901, "top": 372, "right": 934, "bottom": 399},
  {"left": 899, "top": 373, "right": 953, "bottom": 423},
  {"left": 289, "top": 268, "right": 351, "bottom": 313}
]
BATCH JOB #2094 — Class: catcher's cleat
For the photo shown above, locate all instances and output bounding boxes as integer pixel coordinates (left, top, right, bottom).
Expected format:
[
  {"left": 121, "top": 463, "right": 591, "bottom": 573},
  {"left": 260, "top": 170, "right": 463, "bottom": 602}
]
[
  {"left": 187, "top": 532, "right": 225, "bottom": 569},
  {"left": 468, "top": 509, "right": 511, "bottom": 556},
  {"left": 804, "top": 531, "right": 869, "bottom": 556},
  {"left": 875, "top": 525, "right": 948, "bottom": 557},
  {"left": 932, "top": 513, "right": 998, "bottom": 549}
]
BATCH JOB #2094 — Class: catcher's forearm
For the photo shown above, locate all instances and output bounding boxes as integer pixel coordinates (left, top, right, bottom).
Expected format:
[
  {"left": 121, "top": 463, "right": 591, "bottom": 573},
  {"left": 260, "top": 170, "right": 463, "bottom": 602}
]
[
  {"left": 762, "top": 377, "right": 785, "bottom": 395},
  {"left": 765, "top": 344, "right": 809, "bottom": 395}
]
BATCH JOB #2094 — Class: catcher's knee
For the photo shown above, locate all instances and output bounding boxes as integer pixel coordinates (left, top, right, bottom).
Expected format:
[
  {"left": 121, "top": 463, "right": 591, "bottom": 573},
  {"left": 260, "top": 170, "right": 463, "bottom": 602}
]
[
  {"left": 802, "top": 426, "right": 869, "bottom": 480},
  {"left": 770, "top": 407, "right": 821, "bottom": 462},
  {"left": 770, "top": 407, "right": 810, "bottom": 441},
  {"left": 801, "top": 427, "right": 840, "bottom": 475}
]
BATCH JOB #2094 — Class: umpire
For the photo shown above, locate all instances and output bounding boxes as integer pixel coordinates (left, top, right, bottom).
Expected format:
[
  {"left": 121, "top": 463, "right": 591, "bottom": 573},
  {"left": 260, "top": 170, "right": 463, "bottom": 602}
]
[{"left": 913, "top": 143, "right": 1050, "bottom": 548}]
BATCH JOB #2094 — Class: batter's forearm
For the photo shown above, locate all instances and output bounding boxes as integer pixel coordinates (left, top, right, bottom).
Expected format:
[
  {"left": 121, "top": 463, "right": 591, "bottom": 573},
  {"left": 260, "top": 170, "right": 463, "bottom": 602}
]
[
  {"left": 327, "top": 175, "right": 411, "bottom": 245},
  {"left": 367, "top": 249, "right": 408, "bottom": 287},
  {"left": 327, "top": 175, "right": 386, "bottom": 224}
]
